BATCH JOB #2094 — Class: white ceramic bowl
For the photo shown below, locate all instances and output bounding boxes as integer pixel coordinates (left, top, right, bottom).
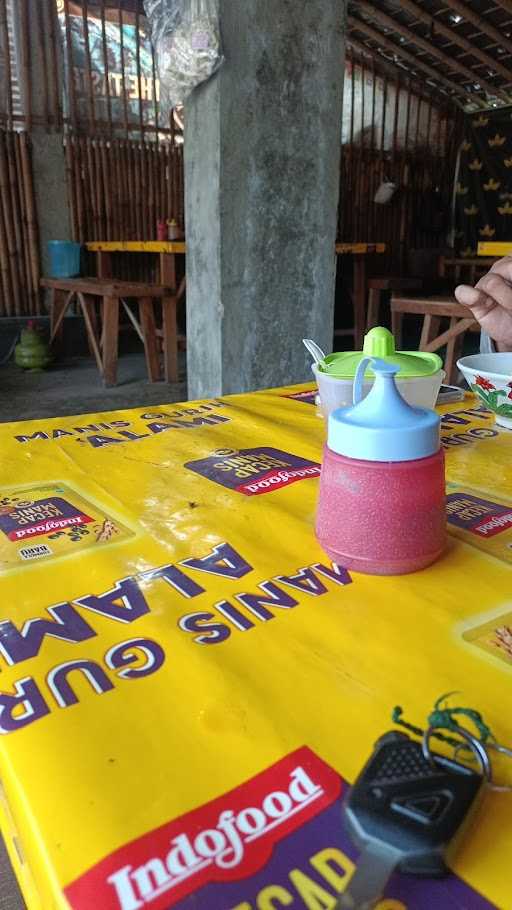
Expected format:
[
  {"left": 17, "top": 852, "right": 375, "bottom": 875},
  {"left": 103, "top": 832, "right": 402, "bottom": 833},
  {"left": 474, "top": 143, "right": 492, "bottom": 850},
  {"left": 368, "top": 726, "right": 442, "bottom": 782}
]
[
  {"left": 458, "top": 353, "right": 512, "bottom": 429},
  {"left": 312, "top": 363, "right": 445, "bottom": 418}
]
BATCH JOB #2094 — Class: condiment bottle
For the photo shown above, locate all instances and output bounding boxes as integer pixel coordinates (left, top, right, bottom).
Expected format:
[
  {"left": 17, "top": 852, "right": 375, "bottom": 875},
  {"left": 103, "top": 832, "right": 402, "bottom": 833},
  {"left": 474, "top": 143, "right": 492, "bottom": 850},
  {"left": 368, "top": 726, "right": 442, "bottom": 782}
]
[
  {"left": 157, "top": 220, "right": 168, "bottom": 241},
  {"left": 315, "top": 356, "right": 446, "bottom": 575},
  {"left": 168, "top": 219, "right": 181, "bottom": 241}
]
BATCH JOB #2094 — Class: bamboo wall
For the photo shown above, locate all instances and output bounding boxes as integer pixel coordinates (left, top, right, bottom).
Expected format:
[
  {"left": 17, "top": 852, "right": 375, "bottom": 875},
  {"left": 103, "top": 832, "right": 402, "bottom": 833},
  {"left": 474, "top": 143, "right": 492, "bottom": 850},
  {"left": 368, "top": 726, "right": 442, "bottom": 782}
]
[
  {"left": 0, "top": 4, "right": 462, "bottom": 316},
  {"left": 0, "top": 1, "right": 179, "bottom": 316},
  {"left": 0, "top": 130, "right": 39, "bottom": 317},
  {"left": 339, "top": 148, "right": 455, "bottom": 274},
  {"left": 0, "top": 1, "right": 39, "bottom": 316},
  {"left": 65, "top": 136, "right": 184, "bottom": 242},
  {"left": 339, "top": 53, "right": 462, "bottom": 274}
]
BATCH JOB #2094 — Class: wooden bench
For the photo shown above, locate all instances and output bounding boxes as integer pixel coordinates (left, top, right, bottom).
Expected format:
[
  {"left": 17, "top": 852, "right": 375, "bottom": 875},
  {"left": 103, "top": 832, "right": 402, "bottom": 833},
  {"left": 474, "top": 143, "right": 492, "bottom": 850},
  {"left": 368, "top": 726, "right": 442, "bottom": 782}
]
[
  {"left": 391, "top": 295, "right": 477, "bottom": 383},
  {"left": 439, "top": 256, "right": 496, "bottom": 287},
  {"left": 388, "top": 260, "right": 495, "bottom": 383},
  {"left": 41, "top": 277, "right": 179, "bottom": 387},
  {"left": 366, "top": 277, "right": 423, "bottom": 331}
]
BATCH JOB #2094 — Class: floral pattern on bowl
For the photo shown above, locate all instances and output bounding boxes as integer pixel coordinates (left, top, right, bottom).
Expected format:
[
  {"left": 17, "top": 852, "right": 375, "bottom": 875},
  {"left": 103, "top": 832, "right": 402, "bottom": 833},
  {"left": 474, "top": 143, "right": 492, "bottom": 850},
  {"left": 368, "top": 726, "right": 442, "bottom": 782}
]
[
  {"left": 458, "top": 353, "right": 512, "bottom": 429},
  {"left": 472, "top": 375, "right": 512, "bottom": 420}
]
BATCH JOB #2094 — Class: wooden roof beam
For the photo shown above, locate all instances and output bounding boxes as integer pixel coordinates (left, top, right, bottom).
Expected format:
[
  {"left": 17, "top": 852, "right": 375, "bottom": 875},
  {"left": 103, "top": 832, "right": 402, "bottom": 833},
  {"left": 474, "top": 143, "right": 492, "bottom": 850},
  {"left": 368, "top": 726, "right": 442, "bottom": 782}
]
[
  {"left": 348, "top": 16, "right": 485, "bottom": 107},
  {"left": 441, "top": 0, "right": 512, "bottom": 58},
  {"left": 346, "top": 34, "right": 451, "bottom": 106},
  {"left": 492, "top": 1, "right": 512, "bottom": 16},
  {"left": 394, "top": 0, "right": 512, "bottom": 84},
  {"left": 356, "top": 0, "right": 511, "bottom": 100}
]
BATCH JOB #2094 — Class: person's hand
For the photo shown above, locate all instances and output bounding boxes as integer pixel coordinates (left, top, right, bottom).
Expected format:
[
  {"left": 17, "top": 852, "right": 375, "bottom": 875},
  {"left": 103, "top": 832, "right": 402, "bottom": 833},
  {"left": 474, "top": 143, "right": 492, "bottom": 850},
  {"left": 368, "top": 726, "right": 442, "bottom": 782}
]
[{"left": 455, "top": 256, "right": 512, "bottom": 351}]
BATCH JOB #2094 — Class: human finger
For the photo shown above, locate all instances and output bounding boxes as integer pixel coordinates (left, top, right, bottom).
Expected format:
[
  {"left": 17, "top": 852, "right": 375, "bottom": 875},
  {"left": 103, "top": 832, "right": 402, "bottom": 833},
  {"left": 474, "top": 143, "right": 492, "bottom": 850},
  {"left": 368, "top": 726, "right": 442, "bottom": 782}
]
[
  {"left": 473, "top": 272, "right": 512, "bottom": 312},
  {"left": 488, "top": 256, "right": 512, "bottom": 283},
  {"left": 455, "top": 284, "right": 497, "bottom": 318}
]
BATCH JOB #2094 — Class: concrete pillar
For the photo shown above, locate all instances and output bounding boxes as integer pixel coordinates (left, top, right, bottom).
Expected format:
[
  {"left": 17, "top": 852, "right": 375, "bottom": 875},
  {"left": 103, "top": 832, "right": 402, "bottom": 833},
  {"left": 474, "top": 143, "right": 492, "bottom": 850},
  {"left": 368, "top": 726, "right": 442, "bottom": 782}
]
[
  {"left": 23, "top": 1, "right": 72, "bottom": 277},
  {"left": 185, "top": 0, "right": 346, "bottom": 399}
]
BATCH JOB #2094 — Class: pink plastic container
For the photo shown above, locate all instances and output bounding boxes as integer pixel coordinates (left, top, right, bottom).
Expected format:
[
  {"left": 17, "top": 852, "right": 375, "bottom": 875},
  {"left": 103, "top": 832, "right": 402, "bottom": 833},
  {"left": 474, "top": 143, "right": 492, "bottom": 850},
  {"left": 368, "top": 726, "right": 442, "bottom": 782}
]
[
  {"left": 316, "top": 447, "right": 446, "bottom": 575},
  {"left": 315, "top": 354, "right": 447, "bottom": 576}
]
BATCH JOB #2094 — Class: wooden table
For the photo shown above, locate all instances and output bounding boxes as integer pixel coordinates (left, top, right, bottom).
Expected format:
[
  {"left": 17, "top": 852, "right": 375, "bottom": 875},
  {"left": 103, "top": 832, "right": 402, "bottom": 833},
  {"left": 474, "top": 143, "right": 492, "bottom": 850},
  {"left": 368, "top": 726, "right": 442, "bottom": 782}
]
[
  {"left": 391, "top": 294, "right": 478, "bottom": 383},
  {"left": 85, "top": 240, "right": 187, "bottom": 293},
  {"left": 41, "top": 277, "right": 178, "bottom": 386},
  {"left": 88, "top": 241, "right": 385, "bottom": 354},
  {"left": 335, "top": 242, "right": 386, "bottom": 349},
  {"left": 86, "top": 241, "right": 186, "bottom": 369},
  {"left": 86, "top": 240, "right": 186, "bottom": 300},
  {"left": 440, "top": 256, "right": 497, "bottom": 285}
]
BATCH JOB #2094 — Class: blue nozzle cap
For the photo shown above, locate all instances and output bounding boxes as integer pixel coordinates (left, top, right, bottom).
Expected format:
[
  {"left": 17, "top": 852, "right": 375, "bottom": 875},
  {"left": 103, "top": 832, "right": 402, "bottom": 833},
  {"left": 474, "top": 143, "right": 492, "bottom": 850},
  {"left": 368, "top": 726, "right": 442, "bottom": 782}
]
[{"left": 328, "top": 356, "right": 440, "bottom": 462}]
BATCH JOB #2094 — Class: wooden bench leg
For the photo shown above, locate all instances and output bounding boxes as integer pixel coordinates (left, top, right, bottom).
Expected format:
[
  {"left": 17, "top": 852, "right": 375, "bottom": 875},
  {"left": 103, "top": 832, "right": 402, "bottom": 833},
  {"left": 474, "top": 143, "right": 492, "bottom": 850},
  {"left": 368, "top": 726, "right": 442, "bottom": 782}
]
[
  {"left": 101, "top": 295, "right": 119, "bottom": 386},
  {"left": 424, "top": 318, "right": 475, "bottom": 354},
  {"left": 50, "top": 289, "right": 74, "bottom": 346},
  {"left": 366, "top": 288, "right": 381, "bottom": 331},
  {"left": 162, "top": 296, "right": 179, "bottom": 383},
  {"left": 423, "top": 317, "right": 475, "bottom": 383},
  {"left": 139, "top": 297, "right": 162, "bottom": 382},
  {"left": 96, "top": 250, "right": 112, "bottom": 279},
  {"left": 160, "top": 252, "right": 177, "bottom": 290},
  {"left": 78, "top": 293, "right": 104, "bottom": 378},
  {"left": 391, "top": 305, "right": 403, "bottom": 348},
  {"left": 419, "top": 315, "right": 441, "bottom": 351},
  {"left": 445, "top": 318, "right": 465, "bottom": 385},
  {"left": 85, "top": 299, "right": 100, "bottom": 359}
]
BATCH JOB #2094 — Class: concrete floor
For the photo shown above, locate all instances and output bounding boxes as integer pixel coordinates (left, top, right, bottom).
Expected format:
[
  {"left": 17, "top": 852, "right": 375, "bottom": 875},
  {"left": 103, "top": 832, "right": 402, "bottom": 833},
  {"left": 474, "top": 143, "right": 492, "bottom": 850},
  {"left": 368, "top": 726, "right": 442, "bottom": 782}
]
[
  {"left": 0, "top": 352, "right": 187, "bottom": 423},
  {"left": 0, "top": 350, "right": 187, "bottom": 908},
  {"left": 0, "top": 838, "right": 23, "bottom": 910}
]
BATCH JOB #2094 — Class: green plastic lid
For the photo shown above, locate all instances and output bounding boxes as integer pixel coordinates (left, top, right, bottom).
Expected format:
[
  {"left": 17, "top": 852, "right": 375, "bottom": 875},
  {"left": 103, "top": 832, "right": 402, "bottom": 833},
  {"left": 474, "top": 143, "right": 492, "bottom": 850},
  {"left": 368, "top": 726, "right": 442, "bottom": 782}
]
[{"left": 318, "top": 327, "right": 443, "bottom": 379}]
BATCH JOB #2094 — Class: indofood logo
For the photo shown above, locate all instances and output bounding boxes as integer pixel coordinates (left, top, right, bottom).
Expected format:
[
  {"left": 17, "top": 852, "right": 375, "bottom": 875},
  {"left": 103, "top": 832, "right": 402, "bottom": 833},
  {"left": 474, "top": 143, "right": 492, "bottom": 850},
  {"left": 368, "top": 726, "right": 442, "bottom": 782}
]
[
  {"left": 109, "top": 766, "right": 324, "bottom": 908},
  {"left": 0, "top": 497, "right": 93, "bottom": 542},
  {"left": 184, "top": 447, "right": 321, "bottom": 496},
  {"left": 64, "top": 749, "right": 343, "bottom": 910}
]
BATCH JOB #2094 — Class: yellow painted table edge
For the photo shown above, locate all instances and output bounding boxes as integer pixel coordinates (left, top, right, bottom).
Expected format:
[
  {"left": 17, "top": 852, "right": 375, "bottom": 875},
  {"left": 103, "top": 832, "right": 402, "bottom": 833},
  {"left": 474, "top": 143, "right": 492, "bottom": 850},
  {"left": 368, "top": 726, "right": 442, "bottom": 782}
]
[
  {"left": 86, "top": 241, "right": 187, "bottom": 254},
  {"left": 336, "top": 242, "right": 386, "bottom": 254},
  {"left": 478, "top": 242, "right": 512, "bottom": 257},
  {"left": 86, "top": 241, "right": 385, "bottom": 256}
]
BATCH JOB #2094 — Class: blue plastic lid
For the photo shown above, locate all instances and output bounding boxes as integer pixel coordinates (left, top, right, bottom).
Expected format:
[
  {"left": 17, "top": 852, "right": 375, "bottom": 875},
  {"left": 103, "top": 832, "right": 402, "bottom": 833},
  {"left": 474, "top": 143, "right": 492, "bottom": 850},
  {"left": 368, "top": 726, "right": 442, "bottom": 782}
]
[{"left": 327, "top": 356, "right": 440, "bottom": 462}]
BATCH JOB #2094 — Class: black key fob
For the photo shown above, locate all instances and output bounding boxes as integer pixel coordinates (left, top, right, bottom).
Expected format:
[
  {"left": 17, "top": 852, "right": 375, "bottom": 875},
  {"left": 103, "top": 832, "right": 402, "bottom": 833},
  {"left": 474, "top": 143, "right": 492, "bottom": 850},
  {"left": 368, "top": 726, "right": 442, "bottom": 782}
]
[{"left": 343, "top": 731, "right": 484, "bottom": 877}]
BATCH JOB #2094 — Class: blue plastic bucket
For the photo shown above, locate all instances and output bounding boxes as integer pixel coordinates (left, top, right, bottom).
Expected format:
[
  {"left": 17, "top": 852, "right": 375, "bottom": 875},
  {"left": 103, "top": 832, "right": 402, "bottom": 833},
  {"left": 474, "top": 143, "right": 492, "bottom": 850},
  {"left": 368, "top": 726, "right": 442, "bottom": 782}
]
[{"left": 47, "top": 241, "right": 82, "bottom": 278}]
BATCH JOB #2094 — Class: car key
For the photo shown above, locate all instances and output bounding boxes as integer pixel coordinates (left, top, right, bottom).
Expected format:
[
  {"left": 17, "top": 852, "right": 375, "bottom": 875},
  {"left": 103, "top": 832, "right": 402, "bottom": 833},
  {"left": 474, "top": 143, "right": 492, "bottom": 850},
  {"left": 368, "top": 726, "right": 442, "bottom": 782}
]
[{"left": 336, "top": 730, "right": 484, "bottom": 910}]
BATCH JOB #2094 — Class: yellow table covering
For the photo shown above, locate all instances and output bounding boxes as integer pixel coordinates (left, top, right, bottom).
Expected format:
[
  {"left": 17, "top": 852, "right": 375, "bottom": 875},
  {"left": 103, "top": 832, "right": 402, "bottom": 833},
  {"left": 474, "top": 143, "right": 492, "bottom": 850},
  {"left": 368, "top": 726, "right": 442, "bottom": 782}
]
[{"left": 0, "top": 386, "right": 511, "bottom": 910}]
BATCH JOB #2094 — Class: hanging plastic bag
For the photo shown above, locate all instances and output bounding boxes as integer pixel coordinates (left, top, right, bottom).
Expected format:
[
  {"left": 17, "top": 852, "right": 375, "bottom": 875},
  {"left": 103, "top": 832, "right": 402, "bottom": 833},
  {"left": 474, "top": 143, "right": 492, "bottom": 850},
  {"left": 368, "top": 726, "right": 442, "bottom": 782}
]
[{"left": 144, "top": 0, "right": 224, "bottom": 118}]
